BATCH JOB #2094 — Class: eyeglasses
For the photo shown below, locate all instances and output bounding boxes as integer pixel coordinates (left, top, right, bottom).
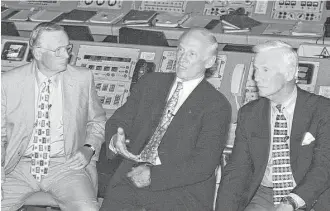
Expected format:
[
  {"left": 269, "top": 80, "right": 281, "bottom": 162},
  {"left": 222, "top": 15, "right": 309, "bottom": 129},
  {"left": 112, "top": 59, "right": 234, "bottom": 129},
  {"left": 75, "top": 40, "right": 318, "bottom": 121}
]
[{"left": 36, "top": 44, "right": 73, "bottom": 57}]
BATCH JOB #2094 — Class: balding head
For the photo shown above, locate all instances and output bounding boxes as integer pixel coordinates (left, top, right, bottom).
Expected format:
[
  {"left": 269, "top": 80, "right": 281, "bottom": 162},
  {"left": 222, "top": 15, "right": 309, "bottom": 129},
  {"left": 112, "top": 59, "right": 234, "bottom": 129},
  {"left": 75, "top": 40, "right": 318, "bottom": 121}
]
[
  {"left": 179, "top": 28, "right": 218, "bottom": 58},
  {"left": 175, "top": 28, "right": 218, "bottom": 81},
  {"left": 29, "top": 22, "right": 65, "bottom": 49}
]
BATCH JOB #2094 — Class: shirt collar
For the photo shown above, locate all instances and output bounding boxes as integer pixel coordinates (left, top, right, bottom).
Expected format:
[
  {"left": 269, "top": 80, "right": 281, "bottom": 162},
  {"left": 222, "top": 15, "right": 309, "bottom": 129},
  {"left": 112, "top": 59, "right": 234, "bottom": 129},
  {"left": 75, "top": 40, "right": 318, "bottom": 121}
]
[
  {"left": 175, "top": 76, "right": 204, "bottom": 88},
  {"left": 35, "top": 67, "right": 60, "bottom": 88},
  {"left": 271, "top": 86, "right": 297, "bottom": 112}
]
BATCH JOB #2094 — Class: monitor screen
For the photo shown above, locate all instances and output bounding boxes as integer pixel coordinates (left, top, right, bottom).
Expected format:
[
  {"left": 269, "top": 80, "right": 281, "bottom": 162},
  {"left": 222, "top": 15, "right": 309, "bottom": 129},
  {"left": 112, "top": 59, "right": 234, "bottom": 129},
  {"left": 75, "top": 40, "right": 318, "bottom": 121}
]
[
  {"left": 119, "top": 27, "right": 169, "bottom": 47},
  {"left": 1, "top": 22, "right": 20, "bottom": 36},
  {"left": 1, "top": 41, "right": 27, "bottom": 61},
  {"left": 297, "top": 63, "right": 314, "bottom": 84},
  {"left": 62, "top": 25, "right": 94, "bottom": 41}
]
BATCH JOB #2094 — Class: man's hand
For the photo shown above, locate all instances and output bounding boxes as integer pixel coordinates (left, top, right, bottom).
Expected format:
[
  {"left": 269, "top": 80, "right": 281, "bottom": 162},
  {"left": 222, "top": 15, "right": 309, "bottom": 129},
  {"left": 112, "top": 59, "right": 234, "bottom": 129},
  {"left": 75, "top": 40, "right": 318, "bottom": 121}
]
[
  {"left": 113, "top": 127, "right": 139, "bottom": 161},
  {"left": 66, "top": 146, "right": 94, "bottom": 170},
  {"left": 127, "top": 164, "right": 151, "bottom": 188},
  {"left": 275, "top": 203, "right": 294, "bottom": 211}
]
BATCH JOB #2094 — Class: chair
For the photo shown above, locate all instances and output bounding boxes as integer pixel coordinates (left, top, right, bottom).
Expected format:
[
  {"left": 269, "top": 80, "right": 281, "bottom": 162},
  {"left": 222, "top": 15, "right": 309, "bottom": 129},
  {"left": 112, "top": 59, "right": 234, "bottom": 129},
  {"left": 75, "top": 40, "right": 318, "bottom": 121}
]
[
  {"left": 213, "top": 148, "right": 232, "bottom": 210},
  {"left": 19, "top": 192, "right": 59, "bottom": 211}
]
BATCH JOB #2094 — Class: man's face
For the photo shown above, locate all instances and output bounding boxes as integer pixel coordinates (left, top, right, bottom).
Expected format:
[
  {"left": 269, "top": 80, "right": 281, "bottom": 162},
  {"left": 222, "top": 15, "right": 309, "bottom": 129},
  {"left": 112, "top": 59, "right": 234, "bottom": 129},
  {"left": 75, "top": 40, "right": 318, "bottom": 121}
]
[
  {"left": 175, "top": 34, "right": 210, "bottom": 81},
  {"left": 38, "top": 30, "right": 70, "bottom": 73},
  {"left": 253, "top": 50, "right": 288, "bottom": 99}
]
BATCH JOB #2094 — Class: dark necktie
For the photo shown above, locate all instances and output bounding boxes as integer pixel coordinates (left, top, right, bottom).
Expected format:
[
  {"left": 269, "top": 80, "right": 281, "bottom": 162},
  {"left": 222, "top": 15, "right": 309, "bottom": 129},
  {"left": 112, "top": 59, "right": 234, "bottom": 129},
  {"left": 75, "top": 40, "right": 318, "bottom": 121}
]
[{"left": 139, "top": 82, "right": 183, "bottom": 165}]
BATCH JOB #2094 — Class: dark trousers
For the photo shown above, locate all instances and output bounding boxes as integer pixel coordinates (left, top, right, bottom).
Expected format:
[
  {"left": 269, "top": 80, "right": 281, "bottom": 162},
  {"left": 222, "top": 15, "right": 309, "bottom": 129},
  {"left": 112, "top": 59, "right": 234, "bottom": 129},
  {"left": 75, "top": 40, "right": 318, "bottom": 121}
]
[
  {"left": 100, "top": 177, "right": 210, "bottom": 211},
  {"left": 245, "top": 185, "right": 307, "bottom": 211}
]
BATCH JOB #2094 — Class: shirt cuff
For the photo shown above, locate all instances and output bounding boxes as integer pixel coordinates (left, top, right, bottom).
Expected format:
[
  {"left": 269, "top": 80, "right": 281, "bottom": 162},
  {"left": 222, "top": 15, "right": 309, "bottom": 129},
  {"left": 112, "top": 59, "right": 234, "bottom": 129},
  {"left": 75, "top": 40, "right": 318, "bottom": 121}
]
[
  {"left": 108, "top": 136, "right": 117, "bottom": 154},
  {"left": 289, "top": 193, "right": 306, "bottom": 208}
]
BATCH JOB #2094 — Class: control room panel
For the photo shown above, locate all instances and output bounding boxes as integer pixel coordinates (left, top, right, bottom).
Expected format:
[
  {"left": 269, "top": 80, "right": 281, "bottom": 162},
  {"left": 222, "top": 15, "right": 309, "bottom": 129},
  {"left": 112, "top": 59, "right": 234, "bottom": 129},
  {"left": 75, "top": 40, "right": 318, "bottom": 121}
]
[{"left": 2, "top": 1, "right": 330, "bottom": 44}]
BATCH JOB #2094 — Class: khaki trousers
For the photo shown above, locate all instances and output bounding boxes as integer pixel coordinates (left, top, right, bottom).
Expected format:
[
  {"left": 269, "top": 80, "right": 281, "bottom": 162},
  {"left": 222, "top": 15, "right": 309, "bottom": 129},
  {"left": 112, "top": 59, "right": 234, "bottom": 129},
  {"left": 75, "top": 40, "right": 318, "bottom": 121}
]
[{"left": 1, "top": 158, "right": 98, "bottom": 211}]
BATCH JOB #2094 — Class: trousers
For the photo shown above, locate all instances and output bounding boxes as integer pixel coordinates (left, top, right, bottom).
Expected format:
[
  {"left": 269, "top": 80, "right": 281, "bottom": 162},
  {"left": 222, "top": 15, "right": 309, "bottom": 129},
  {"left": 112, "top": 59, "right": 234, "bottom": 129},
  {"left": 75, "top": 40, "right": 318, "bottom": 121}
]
[{"left": 1, "top": 158, "right": 99, "bottom": 211}]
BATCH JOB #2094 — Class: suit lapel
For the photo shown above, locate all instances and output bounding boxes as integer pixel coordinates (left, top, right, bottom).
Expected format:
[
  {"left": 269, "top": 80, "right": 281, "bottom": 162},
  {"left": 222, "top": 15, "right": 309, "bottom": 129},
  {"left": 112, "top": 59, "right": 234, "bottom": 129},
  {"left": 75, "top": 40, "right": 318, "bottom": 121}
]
[
  {"left": 22, "top": 62, "right": 36, "bottom": 138},
  {"left": 151, "top": 74, "right": 176, "bottom": 128},
  {"left": 250, "top": 99, "right": 271, "bottom": 172},
  {"left": 290, "top": 88, "right": 310, "bottom": 164},
  {"left": 62, "top": 67, "right": 74, "bottom": 149}
]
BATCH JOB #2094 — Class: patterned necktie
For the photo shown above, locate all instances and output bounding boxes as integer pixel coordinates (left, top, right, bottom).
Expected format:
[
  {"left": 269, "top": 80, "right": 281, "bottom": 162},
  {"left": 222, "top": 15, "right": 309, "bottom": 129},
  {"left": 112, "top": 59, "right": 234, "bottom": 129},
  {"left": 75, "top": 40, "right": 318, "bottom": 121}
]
[
  {"left": 139, "top": 82, "right": 183, "bottom": 165},
  {"left": 272, "top": 104, "right": 294, "bottom": 205},
  {"left": 31, "top": 79, "right": 51, "bottom": 181}
]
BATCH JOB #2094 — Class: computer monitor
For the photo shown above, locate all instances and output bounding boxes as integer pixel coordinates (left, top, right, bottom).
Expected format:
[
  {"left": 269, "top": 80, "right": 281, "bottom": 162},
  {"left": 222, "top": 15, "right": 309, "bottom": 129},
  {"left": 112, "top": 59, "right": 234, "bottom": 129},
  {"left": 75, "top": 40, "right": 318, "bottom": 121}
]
[
  {"left": 1, "top": 41, "right": 27, "bottom": 61},
  {"left": 62, "top": 25, "right": 94, "bottom": 41},
  {"left": 119, "top": 27, "right": 169, "bottom": 47},
  {"left": 1, "top": 22, "right": 19, "bottom": 36}
]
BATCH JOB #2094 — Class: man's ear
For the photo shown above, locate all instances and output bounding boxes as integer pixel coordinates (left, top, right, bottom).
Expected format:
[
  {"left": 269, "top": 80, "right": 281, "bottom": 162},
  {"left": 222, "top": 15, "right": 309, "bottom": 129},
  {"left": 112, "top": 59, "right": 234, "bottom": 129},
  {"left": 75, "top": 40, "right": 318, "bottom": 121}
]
[
  {"left": 32, "top": 48, "right": 42, "bottom": 60},
  {"left": 204, "top": 55, "right": 216, "bottom": 69},
  {"left": 285, "top": 67, "right": 298, "bottom": 81}
]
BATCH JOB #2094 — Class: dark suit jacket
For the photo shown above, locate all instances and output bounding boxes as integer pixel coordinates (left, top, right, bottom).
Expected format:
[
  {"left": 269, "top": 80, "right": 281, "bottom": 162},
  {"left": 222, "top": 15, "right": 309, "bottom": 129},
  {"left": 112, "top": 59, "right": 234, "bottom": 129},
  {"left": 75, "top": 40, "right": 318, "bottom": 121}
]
[
  {"left": 216, "top": 87, "right": 330, "bottom": 211},
  {"left": 104, "top": 72, "right": 231, "bottom": 210}
]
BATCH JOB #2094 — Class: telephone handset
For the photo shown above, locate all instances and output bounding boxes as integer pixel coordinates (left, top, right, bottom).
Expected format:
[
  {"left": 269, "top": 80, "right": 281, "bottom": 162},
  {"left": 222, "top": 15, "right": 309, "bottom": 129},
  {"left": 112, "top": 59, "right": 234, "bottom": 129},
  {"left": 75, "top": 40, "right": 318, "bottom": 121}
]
[{"left": 231, "top": 64, "right": 245, "bottom": 96}]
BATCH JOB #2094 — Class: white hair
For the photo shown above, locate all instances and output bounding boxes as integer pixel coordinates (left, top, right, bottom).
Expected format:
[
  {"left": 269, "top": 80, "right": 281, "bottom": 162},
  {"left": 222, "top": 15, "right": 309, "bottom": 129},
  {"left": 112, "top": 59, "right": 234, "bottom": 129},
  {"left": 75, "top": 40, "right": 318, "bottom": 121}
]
[{"left": 253, "top": 40, "right": 298, "bottom": 72}]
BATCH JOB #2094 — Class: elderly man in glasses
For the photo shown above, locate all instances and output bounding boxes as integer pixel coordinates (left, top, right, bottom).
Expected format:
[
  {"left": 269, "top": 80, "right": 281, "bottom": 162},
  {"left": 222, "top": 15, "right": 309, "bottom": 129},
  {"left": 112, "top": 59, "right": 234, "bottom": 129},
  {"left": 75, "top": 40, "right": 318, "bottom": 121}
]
[{"left": 1, "top": 22, "right": 106, "bottom": 211}]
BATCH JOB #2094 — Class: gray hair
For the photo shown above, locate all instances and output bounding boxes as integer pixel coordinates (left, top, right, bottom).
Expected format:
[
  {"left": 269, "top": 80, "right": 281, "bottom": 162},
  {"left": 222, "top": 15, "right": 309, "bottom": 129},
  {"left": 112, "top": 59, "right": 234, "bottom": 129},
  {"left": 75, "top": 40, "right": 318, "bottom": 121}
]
[
  {"left": 29, "top": 22, "right": 65, "bottom": 48},
  {"left": 253, "top": 41, "right": 298, "bottom": 71},
  {"left": 179, "top": 28, "right": 218, "bottom": 58}
]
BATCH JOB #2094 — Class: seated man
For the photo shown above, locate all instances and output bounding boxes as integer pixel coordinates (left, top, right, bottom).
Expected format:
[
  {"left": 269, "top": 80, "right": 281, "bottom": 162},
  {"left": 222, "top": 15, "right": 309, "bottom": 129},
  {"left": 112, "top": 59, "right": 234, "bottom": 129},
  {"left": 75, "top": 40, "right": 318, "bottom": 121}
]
[
  {"left": 100, "top": 28, "right": 232, "bottom": 211},
  {"left": 216, "top": 41, "right": 330, "bottom": 211},
  {"left": 1, "top": 22, "right": 106, "bottom": 211}
]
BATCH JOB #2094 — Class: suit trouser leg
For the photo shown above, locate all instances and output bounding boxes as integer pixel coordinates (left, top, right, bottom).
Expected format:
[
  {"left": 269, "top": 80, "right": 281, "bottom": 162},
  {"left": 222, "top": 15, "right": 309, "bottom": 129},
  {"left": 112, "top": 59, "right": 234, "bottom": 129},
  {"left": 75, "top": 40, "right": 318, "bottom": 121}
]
[
  {"left": 100, "top": 177, "right": 207, "bottom": 211},
  {"left": 40, "top": 160, "right": 99, "bottom": 211},
  {"left": 2, "top": 159, "right": 99, "bottom": 211},
  {"left": 1, "top": 161, "right": 41, "bottom": 211},
  {"left": 100, "top": 178, "right": 146, "bottom": 211},
  {"left": 244, "top": 185, "right": 306, "bottom": 211},
  {"left": 244, "top": 185, "right": 276, "bottom": 211}
]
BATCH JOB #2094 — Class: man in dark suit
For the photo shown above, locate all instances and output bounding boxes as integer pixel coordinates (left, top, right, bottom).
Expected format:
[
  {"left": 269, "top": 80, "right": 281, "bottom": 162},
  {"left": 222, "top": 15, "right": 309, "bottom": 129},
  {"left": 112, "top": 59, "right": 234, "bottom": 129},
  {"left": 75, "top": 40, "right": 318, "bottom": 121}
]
[
  {"left": 100, "top": 28, "right": 232, "bottom": 211},
  {"left": 216, "top": 41, "right": 330, "bottom": 211}
]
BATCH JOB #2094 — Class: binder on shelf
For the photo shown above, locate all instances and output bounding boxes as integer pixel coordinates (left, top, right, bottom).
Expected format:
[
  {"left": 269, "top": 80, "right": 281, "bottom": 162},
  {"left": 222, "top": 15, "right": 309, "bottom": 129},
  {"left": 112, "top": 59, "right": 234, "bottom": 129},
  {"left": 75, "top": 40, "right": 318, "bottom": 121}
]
[
  {"left": 62, "top": 9, "right": 97, "bottom": 22},
  {"left": 220, "top": 14, "right": 261, "bottom": 30},
  {"left": 180, "top": 15, "right": 215, "bottom": 28},
  {"left": 122, "top": 9, "right": 157, "bottom": 24},
  {"left": 291, "top": 21, "right": 324, "bottom": 37},
  {"left": 154, "top": 12, "right": 190, "bottom": 27},
  {"left": 8, "top": 9, "right": 38, "bottom": 21},
  {"left": 89, "top": 11, "right": 124, "bottom": 24},
  {"left": 29, "top": 10, "right": 63, "bottom": 22},
  {"left": 1, "top": 6, "right": 8, "bottom": 12}
]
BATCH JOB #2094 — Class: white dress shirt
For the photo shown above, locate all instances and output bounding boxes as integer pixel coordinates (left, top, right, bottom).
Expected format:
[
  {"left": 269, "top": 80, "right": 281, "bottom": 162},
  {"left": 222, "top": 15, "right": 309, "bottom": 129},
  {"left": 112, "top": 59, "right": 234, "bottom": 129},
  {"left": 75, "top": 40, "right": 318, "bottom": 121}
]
[{"left": 25, "top": 69, "right": 65, "bottom": 157}]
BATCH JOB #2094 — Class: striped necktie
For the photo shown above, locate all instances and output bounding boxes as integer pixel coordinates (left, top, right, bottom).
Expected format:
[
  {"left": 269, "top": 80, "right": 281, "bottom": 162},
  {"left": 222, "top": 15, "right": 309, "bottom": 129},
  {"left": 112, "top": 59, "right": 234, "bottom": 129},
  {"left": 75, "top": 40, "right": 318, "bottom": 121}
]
[
  {"left": 31, "top": 80, "right": 51, "bottom": 181},
  {"left": 139, "top": 82, "right": 183, "bottom": 165},
  {"left": 272, "top": 104, "right": 294, "bottom": 205}
]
